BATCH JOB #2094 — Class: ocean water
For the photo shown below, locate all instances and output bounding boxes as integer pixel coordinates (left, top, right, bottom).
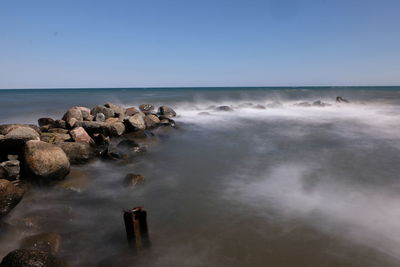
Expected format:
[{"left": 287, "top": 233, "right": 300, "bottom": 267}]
[{"left": 1, "top": 87, "right": 400, "bottom": 266}]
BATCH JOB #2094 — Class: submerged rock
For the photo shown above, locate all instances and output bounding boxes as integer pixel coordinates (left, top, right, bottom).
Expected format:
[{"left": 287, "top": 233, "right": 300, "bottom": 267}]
[
  {"left": 124, "top": 174, "right": 144, "bottom": 187},
  {"left": 312, "top": 100, "right": 330, "bottom": 107},
  {"left": 215, "top": 106, "right": 233, "bottom": 112},
  {"left": 20, "top": 232, "right": 61, "bottom": 255},
  {"left": 0, "top": 179, "right": 25, "bottom": 218},
  {"left": 24, "top": 140, "right": 70, "bottom": 182},
  {"left": 253, "top": 104, "right": 266, "bottom": 109},
  {"left": 336, "top": 96, "right": 350, "bottom": 103},
  {"left": 0, "top": 126, "right": 41, "bottom": 156},
  {"left": 57, "top": 142, "right": 94, "bottom": 164},
  {"left": 0, "top": 160, "right": 20, "bottom": 180},
  {"left": 0, "top": 249, "right": 67, "bottom": 267},
  {"left": 158, "top": 106, "right": 176, "bottom": 118},
  {"left": 60, "top": 168, "right": 89, "bottom": 193}
]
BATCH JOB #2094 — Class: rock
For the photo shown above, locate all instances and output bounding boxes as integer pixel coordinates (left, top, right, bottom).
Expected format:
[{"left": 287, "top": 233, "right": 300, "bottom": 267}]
[
  {"left": 158, "top": 106, "right": 176, "bottom": 118},
  {"left": 0, "top": 179, "right": 25, "bottom": 218},
  {"left": 20, "top": 232, "right": 61, "bottom": 255},
  {"left": 62, "top": 107, "right": 83, "bottom": 127},
  {"left": 76, "top": 106, "right": 92, "bottom": 121},
  {"left": 40, "top": 132, "right": 71, "bottom": 144},
  {"left": 125, "top": 107, "right": 140, "bottom": 116},
  {"left": 253, "top": 104, "right": 266, "bottom": 109},
  {"left": 91, "top": 105, "right": 115, "bottom": 120},
  {"left": 139, "top": 104, "right": 155, "bottom": 114},
  {"left": 7, "top": 155, "right": 18, "bottom": 161},
  {"left": 92, "top": 133, "right": 109, "bottom": 146},
  {"left": 70, "top": 127, "right": 93, "bottom": 144},
  {"left": 0, "top": 126, "right": 41, "bottom": 155},
  {"left": 117, "top": 139, "right": 139, "bottom": 149},
  {"left": 38, "top": 118, "right": 54, "bottom": 127},
  {"left": 312, "top": 100, "right": 330, "bottom": 107},
  {"left": 0, "top": 249, "right": 67, "bottom": 267},
  {"left": 0, "top": 124, "right": 40, "bottom": 136},
  {"left": 104, "top": 103, "right": 125, "bottom": 118},
  {"left": 336, "top": 96, "right": 350, "bottom": 103},
  {"left": 57, "top": 142, "right": 94, "bottom": 164},
  {"left": 53, "top": 120, "right": 66, "bottom": 129},
  {"left": 0, "top": 160, "right": 20, "bottom": 180},
  {"left": 215, "top": 106, "right": 233, "bottom": 111},
  {"left": 74, "top": 121, "right": 105, "bottom": 135},
  {"left": 124, "top": 174, "right": 144, "bottom": 187},
  {"left": 60, "top": 168, "right": 89, "bottom": 193},
  {"left": 95, "top": 113, "right": 105, "bottom": 122},
  {"left": 24, "top": 140, "right": 70, "bottom": 182},
  {"left": 48, "top": 128, "right": 69, "bottom": 134},
  {"left": 126, "top": 113, "right": 146, "bottom": 131},
  {"left": 105, "top": 121, "right": 125, "bottom": 137},
  {"left": 144, "top": 114, "right": 160, "bottom": 128}
]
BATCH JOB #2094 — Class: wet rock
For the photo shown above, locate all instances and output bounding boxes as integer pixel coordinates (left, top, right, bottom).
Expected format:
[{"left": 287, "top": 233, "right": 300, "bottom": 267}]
[
  {"left": 124, "top": 174, "right": 144, "bottom": 187},
  {"left": 20, "top": 232, "right": 61, "bottom": 255},
  {"left": 139, "top": 104, "right": 155, "bottom": 114},
  {"left": 104, "top": 103, "right": 125, "bottom": 118},
  {"left": 95, "top": 113, "right": 106, "bottom": 122},
  {"left": 91, "top": 105, "right": 115, "bottom": 120},
  {"left": 105, "top": 121, "right": 125, "bottom": 137},
  {"left": 215, "top": 106, "right": 233, "bottom": 111},
  {"left": 117, "top": 139, "right": 139, "bottom": 149},
  {"left": 0, "top": 160, "right": 20, "bottom": 180},
  {"left": 70, "top": 127, "right": 93, "bottom": 144},
  {"left": 74, "top": 121, "right": 105, "bottom": 135},
  {"left": 0, "top": 179, "right": 25, "bottom": 218},
  {"left": 62, "top": 107, "right": 83, "bottom": 128},
  {"left": 60, "top": 168, "right": 89, "bottom": 193},
  {"left": 336, "top": 96, "right": 350, "bottom": 103},
  {"left": 158, "top": 106, "right": 176, "bottom": 118},
  {"left": 126, "top": 113, "right": 146, "bottom": 131},
  {"left": 312, "top": 100, "right": 330, "bottom": 107},
  {"left": 40, "top": 132, "right": 71, "bottom": 144},
  {"left": 253, "top": 104, "right": 266, "bottom": 109},
  {"left": 0, "top": 249, "right": 67, "bottom": 267},
  {"left": 24, "top": 140, "right": 70, "bottom": 182},
  {"left": 57, "top": 142, "right": 94, "bottom": 164},
  {"left": 125, "top": 107, "right": 140, "bottom": 116},
  {"left": 92, "top": 133, "right": 109, "bottom": 146},
  {"left": 38, "top": 118, "right": 55, "bottom": 127},
  {"left": 144, "top": 114, "right": 160, "bottom": 128}
]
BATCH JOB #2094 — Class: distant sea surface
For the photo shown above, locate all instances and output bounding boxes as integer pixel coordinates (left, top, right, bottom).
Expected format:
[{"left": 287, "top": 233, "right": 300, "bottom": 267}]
[{"left": 1, "top": 86, "right": 400, "bottom": 267}]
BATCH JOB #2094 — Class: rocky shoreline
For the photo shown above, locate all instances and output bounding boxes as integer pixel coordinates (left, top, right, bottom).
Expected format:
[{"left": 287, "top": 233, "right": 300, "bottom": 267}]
[{"left": 0, "top": 103, "right": 177, "bottom": 267}]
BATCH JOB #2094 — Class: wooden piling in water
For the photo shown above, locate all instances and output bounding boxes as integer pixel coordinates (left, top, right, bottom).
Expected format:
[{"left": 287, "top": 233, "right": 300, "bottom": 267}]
[{"left": 123, "top": 207, "right": 151, "bottom": 250}]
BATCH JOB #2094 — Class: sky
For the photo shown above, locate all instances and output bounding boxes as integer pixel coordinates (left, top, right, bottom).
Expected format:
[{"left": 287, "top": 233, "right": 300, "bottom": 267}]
[{"left": 0, "top": 0, "right": 400, "bottom": 89}]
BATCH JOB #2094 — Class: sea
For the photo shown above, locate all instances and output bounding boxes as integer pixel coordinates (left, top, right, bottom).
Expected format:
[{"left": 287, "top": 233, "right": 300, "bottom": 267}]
[{"left": 1, "top": 86, "right": 400, "bottom": 267}]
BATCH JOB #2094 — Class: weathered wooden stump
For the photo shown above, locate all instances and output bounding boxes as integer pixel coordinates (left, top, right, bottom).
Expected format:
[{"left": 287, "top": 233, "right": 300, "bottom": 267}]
[{"left": 123, "top": 207, "right": 151, "bottom": 250}]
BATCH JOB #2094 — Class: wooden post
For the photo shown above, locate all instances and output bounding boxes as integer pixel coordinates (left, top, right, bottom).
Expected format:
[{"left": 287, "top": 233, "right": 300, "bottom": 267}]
[{"left": 123, "top": 207, "right": 151, "bottom": 250}]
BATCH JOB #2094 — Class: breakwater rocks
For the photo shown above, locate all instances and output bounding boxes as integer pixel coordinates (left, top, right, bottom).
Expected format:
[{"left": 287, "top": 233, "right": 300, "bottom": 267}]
[{"left": 0, "top": 103, "right": 176, "bottom": 266}]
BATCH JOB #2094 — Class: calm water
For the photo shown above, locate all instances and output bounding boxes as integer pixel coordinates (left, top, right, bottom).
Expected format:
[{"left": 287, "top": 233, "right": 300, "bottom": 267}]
[{"left": 1, "top": 87, "right": 400, "bottom": 266}]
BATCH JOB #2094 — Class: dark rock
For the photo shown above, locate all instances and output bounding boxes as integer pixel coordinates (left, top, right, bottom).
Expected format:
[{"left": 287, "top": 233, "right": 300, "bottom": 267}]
[
  {"left": 0, "top": 179, "right": 25, "bottom": 218},
  {"left": 40, "top": 132, "right": 71, "bottom": 144},
  {"left": 53, "top": 120, "right": 66, "bottom": 129},
  {"left": 336, "top": 96, "right": 350, "bottom": 103},
  {"left": 104, "top": 103, "right": 125, "bottom": 118},
  {"left": 70, "top": 127, "right": 93, "bottom": 144},
  {"left": 38, "top": 118, "right": 55, "bottom": 127},
  {"left": 0, "top": 160, "right": 20, "bottom": 180},
  {"left": 158, "top": 106, "right": 176, "bottom": 118},
  {"left": 62, "top": 107, "right": 83, "bottom": 128},
  {"left": 312, "top": 100, "right": 330, "bottom": 107},
  {"left": 74, "top": 121, "right": 105, "bottom": 135},
  {"left": 198, "top": 112, "right": 210, "bottom": 116},
  {"left": 139, "top": 104, "right": 155, "bottom": 114},
  {"left": 144, "top": 114, "right": 160, "bottom": 128},
  {"left": 0, "top": 249, "right": 67, "bottom": 267},
  {"left": 95, "top": 113, "right": 106, "bottom": 122},
  {"left": 125, "top": 107, "right": 140, "bottom": 116},
  {"left": 215, "top": 106, "right": 233, "bottom": 111},
  {"left": 92, "top": 133, "right": 109, "bottom": 146},
  {"left": 57, "top": 142, "right": 94, "bottom": 165},
  {"left": 48, "top": 128, "right": 69, "bottom": 134},
  {"left": 124, "top": 174, "right": 144, "bottom": 187},
  {"left": 20, "top": 232, "right": 61, "bottom": 255},
  {"left": 253, "top": 104, "right": 266, "bottom": 109},
  {"left": 0, "top": 126, "right": 41, "bottom": 155},
  {"left": 24, "top": 140, "right": 70, "bottom": 182},
  {"left": 91, "top": 105, "right": 115, "bottom": 120},
  {"left": 125, "top": 113, "right": 146, "bottom": 131},
  {"left": 117, "top": 139, "right": 139, "bottom": 149}
]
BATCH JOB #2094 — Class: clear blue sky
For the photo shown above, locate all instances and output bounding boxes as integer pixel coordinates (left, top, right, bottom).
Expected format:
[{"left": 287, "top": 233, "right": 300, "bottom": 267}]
[{"left": 1, "top": 0, "right": 399, "bottom": 88}]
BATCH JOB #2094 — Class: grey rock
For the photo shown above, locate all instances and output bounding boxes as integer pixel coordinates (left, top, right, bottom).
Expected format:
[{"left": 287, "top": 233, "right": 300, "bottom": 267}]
[
  {"left": 0, "top": 160, "right": 20, "bottom": 180},
  {"left": 144, "top": 114, "right": 160, "bottom": 128},
  {"left": 38, "top": 118, "right": 55, "bottom": 127},
  {"left": 126, "top": 113, "right": 146, "bottom": 130},
  {"left": 62, "top": 107, "right": 83, "bottom": 127},
  {"left": 91, "top": 105, "right": 115, "bottom": 120},
  {"left": 57, "top": 142, "right": 95, "bottom": 165},
  {"left": 104, "top": 103, "right": 125, "bottom": 118},
  {"left": 215, "top": 106, "right": 233, "bottom": 111},
  {"left": 95, "top": 113, "right": 105, "bottom": 122},
  {"left": 139, "top": 104, "right": 155, "bottom": 114},
  {"left": 158, "top": 106, "right": 176, "bottom": 117}
]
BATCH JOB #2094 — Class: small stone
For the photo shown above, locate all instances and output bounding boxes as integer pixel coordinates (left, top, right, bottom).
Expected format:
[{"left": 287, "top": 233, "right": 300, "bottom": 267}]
[
  {"left": 95, "top": 113, "right": 105, "bottom": 122},
  {"left": 124, "top": 174, "right": 144, "bottom": 187},
  {"left": 38, "top": 118, "right": 55, "bottom": 127},
  {"left": 158, "top": 106, "right": 176, "bottom": 117},
  {"left": 91, "top": 105, "right": 115, "bottom": 120}
]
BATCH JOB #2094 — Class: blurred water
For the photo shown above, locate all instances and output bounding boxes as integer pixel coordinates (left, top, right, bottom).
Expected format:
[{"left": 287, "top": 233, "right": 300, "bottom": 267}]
[{"left": 1, "top": 87, "right": 400, "bottom": 266}]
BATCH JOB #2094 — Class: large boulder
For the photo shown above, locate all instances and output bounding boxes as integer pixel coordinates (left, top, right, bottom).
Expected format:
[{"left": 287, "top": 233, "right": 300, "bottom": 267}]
[
  {"left": 139, "top": 104, "right": 155, "bottom": 114},
  {"left": 0, "top": 160, "right": 20, "bottom": 180},
  {"left": 144, "top": 114, "right": 160, "bottom": 128},
  {"left": 158, "top": 106, "right": 176, "bottom": 118},
  {"left": 70, "top": 127, "right": 93, "bottom": 144},
  {"left": 24, "top": 141, "right": 70, "bottom": 182},
  {"left": 0, "top": 126, "right": 41, "bottom": 156},
  {"left": 62, "top": 107, "right": 83, "bottom": 128},
  {"left": 20, "top": 232, "right": 61, "bottom": 255},
  {"left": 104, "top": 103, "right": 125, "bottom": 118},
  {"left": 104, "top": 119, "right": 125, "bottom": 136},
  {"left": 57, "top": 142, "right": 95, "bottom": 164},
  {"left": 75, "top": 106, "right": 92, "bottom": 121},
  {"left": 125, "top": 113, "right": 146, "bottom": 131},
  {"left": 91, "top": 105, "right": 115, "bottom": 120},
  {"left": 0, "top": 179, "right": 25, "bottom": 218},
  {"left": 0, "top": 249, "right": 67, "bottom": 267}
]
